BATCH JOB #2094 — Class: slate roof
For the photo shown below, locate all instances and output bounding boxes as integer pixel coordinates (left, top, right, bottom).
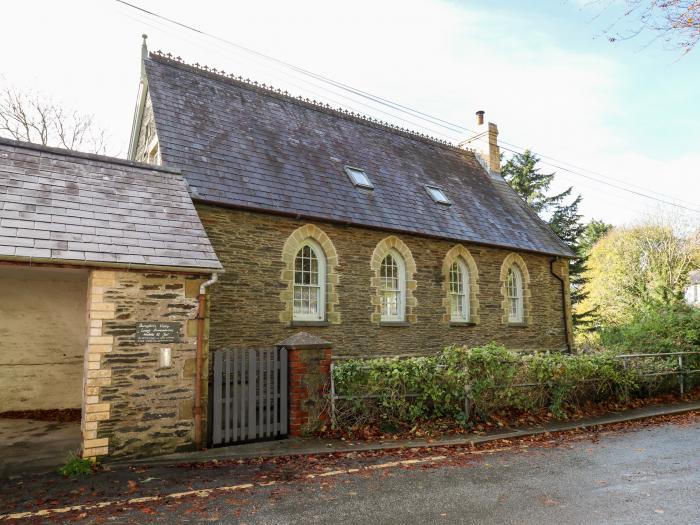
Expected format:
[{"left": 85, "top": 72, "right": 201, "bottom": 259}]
[
  {"left": 0, "top": 138, "right": 222, "bottom": 272},
  {"left": 143, "top": 53, "right": 574, "bottom": 257}
]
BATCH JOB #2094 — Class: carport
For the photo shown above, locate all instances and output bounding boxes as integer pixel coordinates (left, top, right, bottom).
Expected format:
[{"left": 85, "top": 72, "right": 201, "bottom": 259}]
[
  {"left": 0, "top": 266, "right": 87, "bottom": 476},
  {"left": 0, "top": 138, "right": 221, "bottom": 473}
]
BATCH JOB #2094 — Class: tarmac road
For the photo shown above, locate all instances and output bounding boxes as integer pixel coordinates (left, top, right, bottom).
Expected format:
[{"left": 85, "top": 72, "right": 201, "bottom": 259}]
[
  {"left": 2, "top": 415, "right": 699, "bottom": 524},
  {"left": 230, "top": 418, "right": 700, "bottom": 524}
]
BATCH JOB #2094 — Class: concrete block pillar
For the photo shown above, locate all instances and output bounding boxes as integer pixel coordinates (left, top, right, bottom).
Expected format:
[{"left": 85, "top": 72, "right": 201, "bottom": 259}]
[{"left": 276, "top": 332, "right": 332, "bottom": 437}]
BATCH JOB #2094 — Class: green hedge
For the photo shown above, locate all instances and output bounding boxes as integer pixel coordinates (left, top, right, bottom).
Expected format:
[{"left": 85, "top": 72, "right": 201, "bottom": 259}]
[{"left": 332, "top": 344, "right": 645, "bottom": 428}]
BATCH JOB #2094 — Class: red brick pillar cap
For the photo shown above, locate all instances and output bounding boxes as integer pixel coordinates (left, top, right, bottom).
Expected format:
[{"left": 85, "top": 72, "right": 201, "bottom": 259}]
[{"left": 276, "top": 332, "right": 332, "bottom": 350}]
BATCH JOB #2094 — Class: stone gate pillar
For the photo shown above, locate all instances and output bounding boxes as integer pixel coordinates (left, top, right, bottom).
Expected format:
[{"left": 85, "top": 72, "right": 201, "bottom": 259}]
[{"left": 276, "top": 332, "right": 332, "bottom": 437}]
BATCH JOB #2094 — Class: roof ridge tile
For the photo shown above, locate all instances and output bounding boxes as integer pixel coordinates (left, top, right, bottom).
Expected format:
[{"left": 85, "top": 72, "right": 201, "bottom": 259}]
[{"left": 149, "top": 51, "right": 462, "bottom": 152}]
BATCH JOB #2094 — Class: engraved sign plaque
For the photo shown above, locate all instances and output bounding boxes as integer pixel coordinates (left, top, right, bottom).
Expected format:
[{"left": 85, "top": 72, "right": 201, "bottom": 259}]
[{"left": 135, "top": 322, "right": 181, "bottom": 344}]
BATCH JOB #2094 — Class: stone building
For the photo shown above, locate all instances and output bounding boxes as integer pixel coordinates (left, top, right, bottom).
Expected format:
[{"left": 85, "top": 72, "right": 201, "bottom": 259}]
[
  {"left": 0, "top": 44, "right": 577, "bottom": 462},
  {"left": 128, "top": 49, "right": 575, "bottom": 359},
  {"left": 0, "top": 138, "right": 221, "bottom": 459}
]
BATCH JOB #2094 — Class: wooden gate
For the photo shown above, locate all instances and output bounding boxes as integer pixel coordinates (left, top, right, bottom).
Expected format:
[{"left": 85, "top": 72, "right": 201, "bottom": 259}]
[{"left": 210, "top": 348, "right": 288, "bottom": 446}]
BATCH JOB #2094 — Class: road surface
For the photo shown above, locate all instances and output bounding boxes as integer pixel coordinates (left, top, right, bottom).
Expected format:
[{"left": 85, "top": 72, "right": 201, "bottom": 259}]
[{"left": 2, "top": 414, "right": 699, "bottom": 524}]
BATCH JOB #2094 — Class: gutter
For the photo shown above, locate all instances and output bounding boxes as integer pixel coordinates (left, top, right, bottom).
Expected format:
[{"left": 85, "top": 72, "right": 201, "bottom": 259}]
[
  {"left": 195, "top": 272, "right": 218, "bottom": 450},
  {"left": 550, "top": 257, "right": 572, "bottom": 353}
]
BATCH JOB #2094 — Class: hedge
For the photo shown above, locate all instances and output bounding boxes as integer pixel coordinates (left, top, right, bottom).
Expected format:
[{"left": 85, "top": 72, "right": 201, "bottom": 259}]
[{"left": 331, "top": 343, "right": 678, "bottom": 429}]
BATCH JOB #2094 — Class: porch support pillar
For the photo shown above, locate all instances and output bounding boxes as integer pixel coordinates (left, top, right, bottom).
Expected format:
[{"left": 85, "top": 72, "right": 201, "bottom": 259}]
[{"left": 276, "top": 332, "right": 332, "bottom": 437}]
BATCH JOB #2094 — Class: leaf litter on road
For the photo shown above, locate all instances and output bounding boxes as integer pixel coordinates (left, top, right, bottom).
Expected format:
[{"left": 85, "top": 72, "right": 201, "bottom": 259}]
[{"left": 3, "top": 409, "right": 700, "bottom": 523}]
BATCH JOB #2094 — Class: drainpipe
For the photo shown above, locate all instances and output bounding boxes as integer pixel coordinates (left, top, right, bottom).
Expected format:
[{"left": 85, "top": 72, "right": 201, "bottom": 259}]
[
  {"left": 549, "top": 258, "right": 572, "bottom": 353},
  {"left": 195, "top": 273, "right": 218, "bottom": 450}
]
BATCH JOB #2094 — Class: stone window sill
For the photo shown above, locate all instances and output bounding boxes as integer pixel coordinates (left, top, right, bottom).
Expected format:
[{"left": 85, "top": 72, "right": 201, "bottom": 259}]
[
  {"left": 506, "top": 322, "right": 528, "bottom": 327},
  {"left": 379, "top": 321, "right": 411, "bottom": 327},
  {"left": 292, "top": 320, "right": 330, "bottom": 327},
  {"left": 450, "top": 321, "right": 476, "bottom": 327}
]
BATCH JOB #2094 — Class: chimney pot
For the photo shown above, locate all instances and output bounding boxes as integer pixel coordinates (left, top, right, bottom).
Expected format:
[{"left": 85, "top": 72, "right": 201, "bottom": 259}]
[{"left": 476, "top": 110, "right": 485, "bottom": 126}]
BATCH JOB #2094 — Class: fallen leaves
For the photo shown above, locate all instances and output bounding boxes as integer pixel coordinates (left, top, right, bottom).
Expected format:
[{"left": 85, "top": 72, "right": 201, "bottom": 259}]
[
  {"left": 319, "top": 387, "right": 700, "bottom": 442},
  {"left": 4, "top": 409, "right": 700, "bottom": 524}
]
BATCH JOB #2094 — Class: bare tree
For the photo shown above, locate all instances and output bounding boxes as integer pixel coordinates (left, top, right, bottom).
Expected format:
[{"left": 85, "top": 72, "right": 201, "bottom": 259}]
[
  {"left": 0, "top": 86, "right": 109, "bottom": 154},
  {"left": 585, "top": 1, "right": 700, "bottom": 53}
]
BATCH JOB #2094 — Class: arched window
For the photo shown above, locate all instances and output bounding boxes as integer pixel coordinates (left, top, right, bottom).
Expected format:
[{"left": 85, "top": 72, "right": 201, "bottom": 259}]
[
  {"left": 379, "top": 250, "right": 406, "bottom": 321},
  {"left": 506, "top": 265, "right": 524, "bottom": 323},
  {"left": 293, "top": 240, "right": 326, "bottom": 321},
  {"left": 449, "top": 259, "right": 470, "bottom": 322}
]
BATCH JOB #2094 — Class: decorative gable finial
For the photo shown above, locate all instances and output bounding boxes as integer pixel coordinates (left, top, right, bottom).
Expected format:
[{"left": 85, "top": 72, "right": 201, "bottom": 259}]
[{"left": 140, "top": 34, "right": 148, "bottom": 79}]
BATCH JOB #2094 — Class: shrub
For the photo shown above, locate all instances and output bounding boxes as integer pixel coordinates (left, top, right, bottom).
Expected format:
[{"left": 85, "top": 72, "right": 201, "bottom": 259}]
[
  {"left": 58, "top": 452, "right": 95, "bottom": 477},
  {"left": 331, "top": 343, "right": 642, "bottom": 429},
  {"left": 600, "top": 303, "right": 700, "bottom": 392},
  {"left": 600, "top": 303, "right": 700, "bottom": 355}
]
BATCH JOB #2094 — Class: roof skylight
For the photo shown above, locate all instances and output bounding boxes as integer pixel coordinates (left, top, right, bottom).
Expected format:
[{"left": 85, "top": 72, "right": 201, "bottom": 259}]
[
  {"left": 344, "top": 166, "right": 374, "bottom": 189},
  {"left": 425, "top": 185, "right": 451, "bottom": 205}
]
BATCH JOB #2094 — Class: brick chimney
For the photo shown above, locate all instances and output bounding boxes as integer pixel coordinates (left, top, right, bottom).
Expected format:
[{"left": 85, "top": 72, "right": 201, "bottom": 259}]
[{"left": 459, "top": 111, "right": 501, "bottom": 175}]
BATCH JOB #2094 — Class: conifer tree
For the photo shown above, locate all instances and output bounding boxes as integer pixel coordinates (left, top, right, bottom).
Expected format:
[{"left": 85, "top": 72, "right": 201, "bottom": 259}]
[{"left": 502, "top": 150, "right": 605, "bottom": 327}]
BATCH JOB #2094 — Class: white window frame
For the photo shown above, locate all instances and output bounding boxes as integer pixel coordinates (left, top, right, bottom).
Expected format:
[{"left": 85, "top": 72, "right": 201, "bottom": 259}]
[
  {"left": 507, "top": 265, "right": 524, "bottom": 323},
  {"left": 292, "top": 239, "right": 326, "bottom": 322},
  {"left": 449, "top": 259, "right": 470, "bottom": 322},
  {"left": 379, "top": 249, "right": 406, "bottom": 322}
]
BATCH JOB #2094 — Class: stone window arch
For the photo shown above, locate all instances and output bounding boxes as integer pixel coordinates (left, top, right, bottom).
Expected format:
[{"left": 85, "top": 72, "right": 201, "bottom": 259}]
[
  {"left": 370, "top": 236, "right": 417, "bottom": 324},
  {"left": 280, "top": 225, "right": 340, "bottom": 325},
  {"left": 442, "top": 245, "right": 480, "bottom": 324},
  {"left": 499, "top": 253, "right": 531, "bottom": 325}
]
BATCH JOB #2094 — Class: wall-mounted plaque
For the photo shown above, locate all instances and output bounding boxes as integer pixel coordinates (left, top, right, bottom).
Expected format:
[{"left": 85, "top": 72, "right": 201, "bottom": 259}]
[{"left": 135, "top": 322, "right": 182, "bottom": 344}]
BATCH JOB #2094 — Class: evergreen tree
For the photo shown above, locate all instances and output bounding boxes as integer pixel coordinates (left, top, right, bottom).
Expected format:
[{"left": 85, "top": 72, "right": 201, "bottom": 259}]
[
  {"left": 501, "top": 150, "right": 572, "bottom": 214},
  {"left": 502, "top": 150, "right": 597, "bottom": 328}
]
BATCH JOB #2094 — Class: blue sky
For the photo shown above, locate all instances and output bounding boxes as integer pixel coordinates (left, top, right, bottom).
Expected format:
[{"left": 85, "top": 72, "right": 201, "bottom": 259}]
[
  {"left": 493, "top": 0, "right": 700, "bottom": 159},
  {"left": 1, "top": 0, "right": 698, "bottom": 226}
]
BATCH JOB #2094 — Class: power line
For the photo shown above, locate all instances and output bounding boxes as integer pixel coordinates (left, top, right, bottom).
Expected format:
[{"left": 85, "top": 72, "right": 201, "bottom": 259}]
[
  {"left": 114, "top": 0, "right": 700, "bottom": 214},
  {"left": 499, "top": 144, "right": 699, "bottom": 213},
  {"left": 114, "top": 0, "right": 472, "bottom": 137}
]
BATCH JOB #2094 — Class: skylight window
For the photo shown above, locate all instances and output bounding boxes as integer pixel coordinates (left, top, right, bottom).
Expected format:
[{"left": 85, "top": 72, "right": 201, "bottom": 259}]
[
  {"left": 425, "top": 185, "right": 450, "bottom": 205},
  {"left": 344, "top": 166, "right": 374, "bottom": 189}
]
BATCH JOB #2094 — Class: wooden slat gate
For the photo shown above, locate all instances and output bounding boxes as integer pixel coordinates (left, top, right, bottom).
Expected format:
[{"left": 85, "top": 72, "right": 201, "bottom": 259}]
[{"left": 211, "top": 348, "right": 288, "bottom": 446}]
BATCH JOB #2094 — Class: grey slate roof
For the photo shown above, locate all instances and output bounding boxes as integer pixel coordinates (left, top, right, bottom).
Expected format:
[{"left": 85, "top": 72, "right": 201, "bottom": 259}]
[
  {"left": 0, "top": 138, "right": 222, "bottom": 272},
  {"left": 144, "top": 53, "right": 574, "bottom": 257}
]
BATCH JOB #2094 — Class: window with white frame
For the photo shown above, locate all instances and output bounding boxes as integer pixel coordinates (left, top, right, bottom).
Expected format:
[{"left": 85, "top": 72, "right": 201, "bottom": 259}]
[
  {"left": 293, "top": 240, "right": 326, "bottom": 321},
  {"left": 506, "top": 265, "right": 524, "bottom": 323},
  {"left": 449, "top": 259, "right": 470, "bottom": 322},
  {"left": 379, "top": 250, "right": 406, "bottom": 321}
]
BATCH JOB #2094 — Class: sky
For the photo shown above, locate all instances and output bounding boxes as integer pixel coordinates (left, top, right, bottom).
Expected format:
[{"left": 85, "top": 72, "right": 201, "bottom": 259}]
[{"left": 1, "top": 0, "right": 699, "bottom": 227}]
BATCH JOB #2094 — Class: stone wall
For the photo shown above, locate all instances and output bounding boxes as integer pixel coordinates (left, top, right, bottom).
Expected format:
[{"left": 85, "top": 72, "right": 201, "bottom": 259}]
[
  {"left": 82, "top": 270, "right": 207, "bottom": 460},
  {"left": 0, "top": 267, "right": 87, "bottom": 412},
  {"left": 197, "top": 204, "right": 572, "bottom": 358}
]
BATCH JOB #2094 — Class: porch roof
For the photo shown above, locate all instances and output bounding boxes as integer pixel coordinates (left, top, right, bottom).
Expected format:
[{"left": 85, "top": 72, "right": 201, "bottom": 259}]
[{"left": 0, "top": 138, "right": 222, "bottom": 273}]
